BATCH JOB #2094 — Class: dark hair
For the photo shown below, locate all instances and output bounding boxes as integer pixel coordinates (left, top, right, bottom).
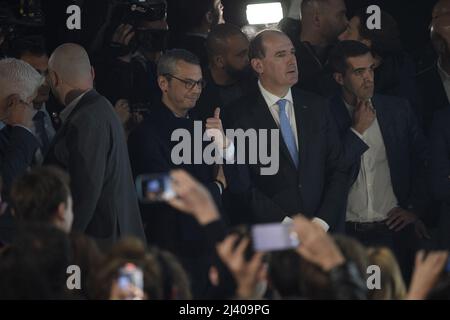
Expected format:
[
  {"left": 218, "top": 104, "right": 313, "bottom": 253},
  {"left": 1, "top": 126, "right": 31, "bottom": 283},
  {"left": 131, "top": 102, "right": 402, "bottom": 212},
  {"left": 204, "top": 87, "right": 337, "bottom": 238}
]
[
  {"left": 249, "top": 29, "right": 285, "bottom": 60},
  {"left": 93, "top": 237, "right": 192, "bottom": 300},
  {"left": 206, "top": 23, "right": 247, "bottom": 61},
  {"left": 328, "top": 40, "right": 372, "bottom": 74},
  {"left": 9, "top": 35, "right": 48, "bottom": 59},
  {"left": 10, "top": 166, "right": 70, "bottom": 224},
  {"left": 0, "top": 245, "right": 53, "bottom": 299},
  {"left": 353, "top": 7, "right": 402, "bottom": 57},
  {"left": 157, "top": 48, "right": 200, "bottom": 77},
  {"left": 68, "top": 233, "right": 104, "bottom": 299},
  {"left": 12, "top": 223, "right": 72, "bottom": 298},
  {"left": 149, "top": 246, "right": 192, "bottom": 300},
  {"left": 269, "top": 235, "right": 368, "bottom": 299}
]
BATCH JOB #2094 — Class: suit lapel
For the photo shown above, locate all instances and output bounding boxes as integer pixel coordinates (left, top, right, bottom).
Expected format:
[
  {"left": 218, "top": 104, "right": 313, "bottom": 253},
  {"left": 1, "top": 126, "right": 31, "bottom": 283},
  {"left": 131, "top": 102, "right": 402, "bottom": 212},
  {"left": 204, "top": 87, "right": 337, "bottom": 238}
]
[
  {"left": 292, "top": 90, "right": 311, "bottom": 178},
  {"left": 371, "top": 95, "right": 395, "bottom": 161},
  {"left": 329, "top": 94, "right": 352, "bottom": 134},
  {"left": 46, "top": 90, "right": 99, "bottom": 156}
]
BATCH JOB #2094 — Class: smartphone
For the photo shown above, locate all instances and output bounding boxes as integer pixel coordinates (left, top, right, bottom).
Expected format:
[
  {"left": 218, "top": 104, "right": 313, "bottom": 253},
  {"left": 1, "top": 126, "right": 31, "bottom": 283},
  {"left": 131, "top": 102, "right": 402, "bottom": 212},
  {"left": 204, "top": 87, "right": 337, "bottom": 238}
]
[
  {"left": 118, "top": 263, "right": 144, "bottom": 293},
  {"left": 136, "top": 173, "right": 176, "bottom": 203},
  {"left": 251, "top": 222, "right": 300, "bottom": 252}
]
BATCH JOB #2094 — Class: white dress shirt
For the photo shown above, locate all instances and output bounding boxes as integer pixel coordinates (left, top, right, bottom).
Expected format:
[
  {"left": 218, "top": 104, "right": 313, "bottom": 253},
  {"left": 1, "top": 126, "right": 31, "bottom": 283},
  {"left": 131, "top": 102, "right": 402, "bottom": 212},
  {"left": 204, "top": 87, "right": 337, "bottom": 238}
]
[
  {"left": 258, "top": 81, "right": 329, "bottom": 231},
  {"left": 344, "top": 100, "right": 399, "bottom": 223}
]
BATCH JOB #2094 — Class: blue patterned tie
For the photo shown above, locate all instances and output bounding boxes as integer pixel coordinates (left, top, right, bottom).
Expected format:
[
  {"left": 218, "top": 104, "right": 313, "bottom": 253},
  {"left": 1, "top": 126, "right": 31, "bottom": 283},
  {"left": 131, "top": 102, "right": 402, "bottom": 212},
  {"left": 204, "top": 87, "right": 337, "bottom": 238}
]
[{"left": 277, "top": 99, "right": 299, "bottom": 168}]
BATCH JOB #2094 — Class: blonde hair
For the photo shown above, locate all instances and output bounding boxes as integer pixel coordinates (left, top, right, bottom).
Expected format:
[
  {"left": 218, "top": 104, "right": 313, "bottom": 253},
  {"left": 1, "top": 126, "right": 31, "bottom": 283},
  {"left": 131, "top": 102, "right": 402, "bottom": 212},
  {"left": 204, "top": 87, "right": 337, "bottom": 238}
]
[{"left": 367, "top": 247, "right": 407, "bottom": 300}]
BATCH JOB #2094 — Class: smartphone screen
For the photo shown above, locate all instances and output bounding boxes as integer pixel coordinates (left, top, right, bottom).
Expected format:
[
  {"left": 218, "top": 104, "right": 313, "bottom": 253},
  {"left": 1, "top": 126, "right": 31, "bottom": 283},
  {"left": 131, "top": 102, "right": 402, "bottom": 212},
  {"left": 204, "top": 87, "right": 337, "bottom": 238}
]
[
  {"left": 136, "top": 173, "right": 176, "bottom": 203},
  {"left": 251, "top": 223, "right": 300, "bottom": 252},
  {"left": 118, "top": 263, "right": 144, "bottom": 292}
]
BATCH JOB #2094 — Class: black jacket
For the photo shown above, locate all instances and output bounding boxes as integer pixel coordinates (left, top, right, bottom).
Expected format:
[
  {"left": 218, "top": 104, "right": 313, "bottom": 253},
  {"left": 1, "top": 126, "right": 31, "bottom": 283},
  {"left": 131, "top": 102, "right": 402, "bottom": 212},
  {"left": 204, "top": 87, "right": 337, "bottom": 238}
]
[
  {"left": 431, "top": 107, "right": 450, "bottom": 249},
  {"left": 329, "top": 94, "right": 430, "bottom": 217},
  {"left": 223, "top": 86, "right": 348, "bottom": 232}
]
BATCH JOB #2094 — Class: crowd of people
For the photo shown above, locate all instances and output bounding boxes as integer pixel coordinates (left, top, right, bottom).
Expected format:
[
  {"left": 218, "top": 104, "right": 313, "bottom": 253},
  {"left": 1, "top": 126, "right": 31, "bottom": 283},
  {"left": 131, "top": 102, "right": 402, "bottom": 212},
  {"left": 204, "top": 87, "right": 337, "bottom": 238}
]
[{"left": 1, "top": 0, "right": 450, "bottom": 300}]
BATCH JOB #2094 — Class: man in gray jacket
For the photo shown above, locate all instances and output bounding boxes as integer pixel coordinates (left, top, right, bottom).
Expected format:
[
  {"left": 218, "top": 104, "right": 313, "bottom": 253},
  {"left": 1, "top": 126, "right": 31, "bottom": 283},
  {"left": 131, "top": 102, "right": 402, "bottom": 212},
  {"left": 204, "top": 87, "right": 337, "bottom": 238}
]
[{"left": 45, "top": 43, "right": 145, "bottom": 247}]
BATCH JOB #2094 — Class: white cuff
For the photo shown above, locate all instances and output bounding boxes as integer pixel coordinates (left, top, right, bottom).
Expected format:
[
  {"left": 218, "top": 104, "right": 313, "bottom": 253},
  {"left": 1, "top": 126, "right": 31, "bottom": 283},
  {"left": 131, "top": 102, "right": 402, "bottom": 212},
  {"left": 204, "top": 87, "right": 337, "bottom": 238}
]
[
  {"left": 350, "top": 127, "right": 364, "bottom": 140},
  {"left": 219, "top": 141, "right": 235, "bottom": 163},
  {"left": 312, "top": 217, "right": 330, "bottom": 232}
]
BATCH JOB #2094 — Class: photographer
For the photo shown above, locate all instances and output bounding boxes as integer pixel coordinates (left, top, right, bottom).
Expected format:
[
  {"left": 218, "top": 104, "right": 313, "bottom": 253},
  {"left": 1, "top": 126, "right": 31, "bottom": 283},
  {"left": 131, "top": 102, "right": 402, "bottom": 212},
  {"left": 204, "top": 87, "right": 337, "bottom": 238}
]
[{"left": 95, "top": 0, "right": 168, "bottom": 113}]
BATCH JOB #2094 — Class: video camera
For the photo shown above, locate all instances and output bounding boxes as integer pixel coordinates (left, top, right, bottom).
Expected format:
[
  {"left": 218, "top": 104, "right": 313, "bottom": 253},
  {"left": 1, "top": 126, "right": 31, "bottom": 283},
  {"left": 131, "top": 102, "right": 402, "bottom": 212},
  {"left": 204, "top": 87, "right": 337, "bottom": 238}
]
[
  {"left": 108, "top": 0, "right": 168, "bottom": 56},
  {"left": 113, "top": 0, "right": 166, "bottom": 26}
]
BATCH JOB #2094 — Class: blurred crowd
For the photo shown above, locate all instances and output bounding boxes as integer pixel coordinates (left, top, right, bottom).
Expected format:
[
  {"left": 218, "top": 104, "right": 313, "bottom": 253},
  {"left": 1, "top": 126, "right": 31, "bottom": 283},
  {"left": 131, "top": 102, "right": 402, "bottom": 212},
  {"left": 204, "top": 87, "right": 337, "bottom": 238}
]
[{"left": 1, "top": 0, "right": 450, "bottom": 300}]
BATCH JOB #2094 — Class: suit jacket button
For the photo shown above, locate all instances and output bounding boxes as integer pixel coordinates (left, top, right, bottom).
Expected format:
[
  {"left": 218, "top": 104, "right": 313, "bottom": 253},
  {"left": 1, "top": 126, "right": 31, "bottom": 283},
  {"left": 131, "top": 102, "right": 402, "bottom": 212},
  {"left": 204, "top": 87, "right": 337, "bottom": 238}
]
[{"left": 298, "top": 184, "right": 302, "bottom": 189}]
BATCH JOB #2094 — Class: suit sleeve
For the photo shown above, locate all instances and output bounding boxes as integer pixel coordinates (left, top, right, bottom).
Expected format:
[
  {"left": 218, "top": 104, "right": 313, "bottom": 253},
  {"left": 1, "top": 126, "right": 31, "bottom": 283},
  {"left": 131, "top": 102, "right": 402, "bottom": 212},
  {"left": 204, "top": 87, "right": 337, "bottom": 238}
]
[
  {"left": 431, "top": 111, "right": 450, "bottom": 202},
  {"left": 0, "top": 126, "right": 39, "bottom": 194},
  {"left": 339, "top": 129, "right": 369, "bottom": 170},
  {"left": 66, "top": 116, "right": 109, "bottom": 232},
  {"left": 315, "top": 107, "right": 349, "bottom": 229}
]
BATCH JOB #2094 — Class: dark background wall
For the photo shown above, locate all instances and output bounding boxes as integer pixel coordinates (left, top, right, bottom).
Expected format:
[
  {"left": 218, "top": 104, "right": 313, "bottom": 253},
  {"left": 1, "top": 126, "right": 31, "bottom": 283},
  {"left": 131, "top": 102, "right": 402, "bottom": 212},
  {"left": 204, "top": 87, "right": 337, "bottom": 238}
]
[{"left": 4, "top": 0, "right": 438, "bottom": 56}]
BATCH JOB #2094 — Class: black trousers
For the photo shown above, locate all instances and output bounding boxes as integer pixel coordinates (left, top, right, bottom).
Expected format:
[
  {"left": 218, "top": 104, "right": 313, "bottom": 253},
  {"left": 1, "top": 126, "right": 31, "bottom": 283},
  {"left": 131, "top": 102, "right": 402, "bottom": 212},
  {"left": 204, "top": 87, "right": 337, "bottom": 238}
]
[{"left": 345, "top": 222, "right": 418, "bottom": 284}]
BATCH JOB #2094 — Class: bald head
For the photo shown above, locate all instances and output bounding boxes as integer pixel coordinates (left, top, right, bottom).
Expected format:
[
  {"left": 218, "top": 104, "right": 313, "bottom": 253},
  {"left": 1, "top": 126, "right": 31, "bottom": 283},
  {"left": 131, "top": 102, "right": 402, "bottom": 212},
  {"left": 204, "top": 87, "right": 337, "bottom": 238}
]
[
  {"left": 433, "top": 0, "right": 450, "bottom": 19},
  {"left": 49, "top": 43, "right": 93, "bottom": 89}
]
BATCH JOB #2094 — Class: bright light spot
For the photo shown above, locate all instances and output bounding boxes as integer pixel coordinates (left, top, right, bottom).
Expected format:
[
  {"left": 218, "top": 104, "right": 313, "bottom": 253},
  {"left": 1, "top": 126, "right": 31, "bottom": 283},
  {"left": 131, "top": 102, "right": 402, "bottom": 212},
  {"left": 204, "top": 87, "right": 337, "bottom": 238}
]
[{"left": 246, "top": 2, "right": 284, "bottom": 25}]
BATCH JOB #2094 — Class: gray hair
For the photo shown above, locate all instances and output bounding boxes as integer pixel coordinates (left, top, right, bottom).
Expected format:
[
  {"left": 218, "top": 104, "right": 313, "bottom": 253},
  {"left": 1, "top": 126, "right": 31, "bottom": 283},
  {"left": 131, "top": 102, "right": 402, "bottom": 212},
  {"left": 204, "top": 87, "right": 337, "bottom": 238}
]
[
  {"left": 0, "top": 58, "right": 43, "bottom": 102},
  {"left": 157, "top": 49, "right": 200, "bottom": 77}
]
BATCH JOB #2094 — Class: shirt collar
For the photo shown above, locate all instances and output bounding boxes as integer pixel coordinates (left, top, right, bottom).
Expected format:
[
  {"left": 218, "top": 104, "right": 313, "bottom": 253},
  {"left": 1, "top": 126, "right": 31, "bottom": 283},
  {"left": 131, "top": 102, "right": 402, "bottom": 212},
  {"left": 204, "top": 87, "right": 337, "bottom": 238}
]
[
  {"left": 60, "top": 90, "right": 91, "bottom": 123},
  {"left": 258, "top": 80, "right": 293, "bottom": 108}
]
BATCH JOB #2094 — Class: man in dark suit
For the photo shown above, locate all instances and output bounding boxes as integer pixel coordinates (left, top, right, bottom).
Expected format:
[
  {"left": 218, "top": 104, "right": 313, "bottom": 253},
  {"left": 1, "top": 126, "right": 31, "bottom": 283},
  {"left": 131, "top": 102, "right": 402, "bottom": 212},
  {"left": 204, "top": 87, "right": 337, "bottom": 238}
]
[
  {"left": 44, "top": 43, "right": 145, "bottom": 247},
  {"left": 223, "top": 30, "right": 347, "bottom": 232},
  {"left": 128, "top": 49, "right": 234, "bottom": 297},
  {"left": 416, "top": 5, "right": 450, "bottom": 136},
  {"left": 431, "top": 107, "right": 450, "bottom": 250},
  {"left": 328, "top": 41, "right": 430, "bottom": 280},
  {"left": 292, "top": 0, "right": 348, "bottom": 97},
  {"left": 0, "top": 58, "right": 42, "bottom": 243}
]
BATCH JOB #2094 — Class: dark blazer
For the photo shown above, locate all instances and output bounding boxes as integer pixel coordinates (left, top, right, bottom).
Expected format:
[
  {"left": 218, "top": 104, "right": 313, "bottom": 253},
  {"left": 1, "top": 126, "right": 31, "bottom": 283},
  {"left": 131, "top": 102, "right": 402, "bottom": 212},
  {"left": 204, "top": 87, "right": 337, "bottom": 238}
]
[
  {"left": 328, "top": 94, "right": 430, "bottom": 216},
  {"left": 0, "top": 125, "right": 39, "bottom": 243},
  {"left": 223, "top": 86, "right": 348, "bottom": 232},
  {"left": 0, "top": 125, "right": 39, "bottom": 194},
  {"left": 127, "top": 102, "right": 225, "bottom": 252},
  {"left": 431, "top": 107, "right": 450, "bottom": 249},
  {"left": 128, "top": 101, "right": 230, "bottom": 298},
  {"left": 44, "top": 90, "right": 145, "bottom": 247},
  {"left": 293, "top": 41, "right": 339, "bottom": 98},
  {"left": 416, "top": 63, "right": 450, "bottom": 136}
]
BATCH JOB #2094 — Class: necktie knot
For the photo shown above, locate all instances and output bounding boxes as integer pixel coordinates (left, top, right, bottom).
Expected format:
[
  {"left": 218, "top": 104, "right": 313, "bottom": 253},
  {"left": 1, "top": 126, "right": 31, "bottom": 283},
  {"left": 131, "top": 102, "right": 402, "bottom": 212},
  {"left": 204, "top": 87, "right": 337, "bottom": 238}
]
[
  {"left": 277, "top": 99, "right": 287, "bottom": 113},
  {"left": 34, "top": 110, "right": 45, "bottom": 120}
]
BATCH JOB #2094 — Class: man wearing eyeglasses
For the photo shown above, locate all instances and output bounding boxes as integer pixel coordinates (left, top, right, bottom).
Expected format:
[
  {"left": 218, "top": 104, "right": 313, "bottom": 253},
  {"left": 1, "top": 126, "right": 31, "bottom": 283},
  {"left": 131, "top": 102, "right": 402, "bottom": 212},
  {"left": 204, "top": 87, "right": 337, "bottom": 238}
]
[{"left": 128, "top": 48, "right": 235, "bottom": 298}]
